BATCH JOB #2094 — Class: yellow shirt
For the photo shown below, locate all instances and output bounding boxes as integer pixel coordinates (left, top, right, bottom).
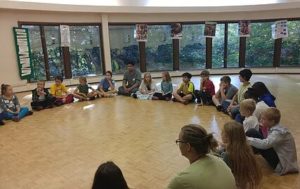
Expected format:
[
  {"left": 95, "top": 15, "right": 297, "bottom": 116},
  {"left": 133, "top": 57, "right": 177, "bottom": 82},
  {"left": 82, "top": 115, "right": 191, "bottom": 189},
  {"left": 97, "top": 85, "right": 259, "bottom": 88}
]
[
  {"left": 178, "top": 81, "right": 194, "bottom": 95},
  {"left": 50, "top": 84, "right": 68, "bottom": 97},
  {"left": 237, "top": 82, "right": 251, "bottom": 103}
]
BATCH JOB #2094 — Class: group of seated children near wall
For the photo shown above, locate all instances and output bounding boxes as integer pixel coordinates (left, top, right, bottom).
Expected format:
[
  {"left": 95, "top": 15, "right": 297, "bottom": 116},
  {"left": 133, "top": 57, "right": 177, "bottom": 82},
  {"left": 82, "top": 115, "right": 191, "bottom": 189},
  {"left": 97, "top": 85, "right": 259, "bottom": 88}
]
[
  {"left": 91, "top": 111, "right": 298, "bottom": 189},
  {"left": 0, "top": 70, "right": 118, "bottom": 125}
]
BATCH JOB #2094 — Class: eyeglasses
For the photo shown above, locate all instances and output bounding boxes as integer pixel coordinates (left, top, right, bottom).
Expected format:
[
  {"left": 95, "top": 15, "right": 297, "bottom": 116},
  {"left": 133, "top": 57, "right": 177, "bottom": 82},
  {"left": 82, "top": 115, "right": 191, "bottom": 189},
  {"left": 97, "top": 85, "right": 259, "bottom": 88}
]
[{"left": 175, "top": 139, "right": 187, "bottom": 145}]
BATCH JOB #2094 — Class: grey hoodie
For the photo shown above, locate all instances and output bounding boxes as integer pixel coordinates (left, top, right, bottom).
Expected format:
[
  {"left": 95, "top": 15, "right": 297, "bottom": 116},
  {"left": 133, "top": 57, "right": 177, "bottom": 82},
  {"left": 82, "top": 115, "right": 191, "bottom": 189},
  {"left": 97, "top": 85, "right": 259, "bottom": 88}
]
[{"left": 247, "top": 124, "right": 299, "bottom": 175}]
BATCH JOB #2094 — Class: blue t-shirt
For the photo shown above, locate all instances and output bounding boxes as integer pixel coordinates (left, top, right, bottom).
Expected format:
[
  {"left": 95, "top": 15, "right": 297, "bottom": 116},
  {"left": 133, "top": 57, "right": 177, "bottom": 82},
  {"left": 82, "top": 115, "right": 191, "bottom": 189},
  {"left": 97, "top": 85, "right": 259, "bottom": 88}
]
[{"left": 99, "top": 78, "right": 115, "bottom": 92}]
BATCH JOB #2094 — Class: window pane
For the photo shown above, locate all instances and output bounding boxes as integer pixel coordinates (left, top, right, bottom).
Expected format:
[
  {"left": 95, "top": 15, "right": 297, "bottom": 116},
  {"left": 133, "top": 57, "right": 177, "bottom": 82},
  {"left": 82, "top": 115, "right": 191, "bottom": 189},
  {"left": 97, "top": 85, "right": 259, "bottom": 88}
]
[
  {"left": 281, "top": 21, "right": 300, "bottom": 66},
  {"left": 44, "top": 26, "right": 64, "bottom": 78},
  {"left": 227, "top": 23, "right": 239, "bottom": 67},
  {"left": 180, "top": 24, "right": 205, "bottom": 70},
  {"left": 22, "top": 25, "right": 46, "bottom": 81},
  {"left": 69, "top": 26, "right": 103, "bottom": 77},
  {"left": 109, "top": 25, "right": 139, "bottom": 74},
  {"left": 212, "top": 24, "right": 225, "bottom": 68},
  {"left": 146, "top": 25, "right": 173, "bottom": 71},
  {"left": 246, "top": 22, "right": 274, "bottom": 67}
]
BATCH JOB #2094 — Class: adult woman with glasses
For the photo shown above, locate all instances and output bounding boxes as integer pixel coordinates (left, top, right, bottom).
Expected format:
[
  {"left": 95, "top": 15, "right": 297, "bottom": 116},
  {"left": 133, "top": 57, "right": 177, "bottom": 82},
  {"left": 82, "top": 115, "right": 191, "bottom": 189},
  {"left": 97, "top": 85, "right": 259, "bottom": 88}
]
[{"left": 167, "top": 124, "right": 236, "bottom": 189}]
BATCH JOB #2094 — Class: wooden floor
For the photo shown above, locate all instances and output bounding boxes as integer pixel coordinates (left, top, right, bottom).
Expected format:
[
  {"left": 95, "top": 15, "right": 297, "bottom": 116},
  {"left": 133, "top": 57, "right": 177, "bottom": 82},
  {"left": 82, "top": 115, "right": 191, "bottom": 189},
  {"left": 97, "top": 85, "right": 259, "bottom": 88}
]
[{"left": 0, "top": 74, "right": 299, "bottom": 189}]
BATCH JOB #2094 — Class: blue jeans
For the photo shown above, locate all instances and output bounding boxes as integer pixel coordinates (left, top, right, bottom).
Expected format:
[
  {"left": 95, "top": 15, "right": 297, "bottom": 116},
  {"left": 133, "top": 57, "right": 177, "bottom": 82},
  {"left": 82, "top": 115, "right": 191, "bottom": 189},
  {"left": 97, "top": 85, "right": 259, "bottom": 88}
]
[
  {"left": 0, "top": 112, "right": 5, "bottom": 122},
  {"left": 4, "top": 107, "right": 29, "bottom": 120}
]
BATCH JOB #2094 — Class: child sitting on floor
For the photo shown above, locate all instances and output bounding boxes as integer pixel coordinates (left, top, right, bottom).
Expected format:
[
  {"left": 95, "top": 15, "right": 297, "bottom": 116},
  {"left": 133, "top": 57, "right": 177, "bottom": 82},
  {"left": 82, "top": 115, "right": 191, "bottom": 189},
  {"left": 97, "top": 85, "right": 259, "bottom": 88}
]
[
  {"left": 227, "top": 69, "right": 252, "bottom": 122},
  {"left": 240, "top": 99, "right": 259, "bottom": 132},
  {"left": 246, "top": 108, "right": 299, "bottom": 175},
  {"left": 97, "top": 71, "right": 117, "bottom": 98},
  {"left": 31, "top": 80, "right": 55, "bottom": 111},
  {"left": 212, "top": 75, "right": 238, "bottom": 112},
  {"left": 220, "top": 121, "right": 262, "bottom": 189},
  {"left": 195, "top": 70, "right": 215, "bottom": 105},
  {"left": 172, "top": 72, "right": 195, "bottom": 105},
  {"left": 248, "top": 82, "right": 276, "bottom": 107},
  {"left": 73, "top": 77, "right": 98, "bottom": 101},
  {"left": 0, "top": 84, "right": 33, "bottom": 122},
  {"left": 152, "top": 71, "right": 173, "bottom": 101},
  {"left": 50, "top": 76, "right": 74, "bottom": 106},
  {"left": 244, "top": 90, "right": 269, "bottom": 138},
  {"left": 0, "top": 104, "right": 5, "bottom": 125},
  {"left": 132, "top": 72, "right": 156, "bottom": 100}
]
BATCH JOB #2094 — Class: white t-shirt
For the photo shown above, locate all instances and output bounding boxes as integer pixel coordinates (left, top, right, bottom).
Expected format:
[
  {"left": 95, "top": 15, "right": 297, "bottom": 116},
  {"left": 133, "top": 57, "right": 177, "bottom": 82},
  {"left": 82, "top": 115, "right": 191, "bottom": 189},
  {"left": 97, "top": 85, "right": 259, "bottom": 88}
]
[
  {"left": 254, "top": 101, "right": 269, "bottom": 120},
  {"left": 243, "top": 115, "right": 259, "bottom": 132}
]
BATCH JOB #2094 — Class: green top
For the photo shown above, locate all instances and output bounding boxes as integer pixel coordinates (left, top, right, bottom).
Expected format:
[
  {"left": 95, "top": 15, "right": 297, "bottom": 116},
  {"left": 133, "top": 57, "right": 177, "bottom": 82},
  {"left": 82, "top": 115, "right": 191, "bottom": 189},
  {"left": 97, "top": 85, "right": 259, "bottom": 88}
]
[
  {"left": 123, "top": 69, "right": 142, "bottom": 88},
  {"left": 77, "top": 84, "right": 93, "bottom": 95},
  {"left": 237, "top": 82, "right": 251, "bottom": 104},
  {"left": 167, "top": 155, "right": 236, "bottom": 189}
]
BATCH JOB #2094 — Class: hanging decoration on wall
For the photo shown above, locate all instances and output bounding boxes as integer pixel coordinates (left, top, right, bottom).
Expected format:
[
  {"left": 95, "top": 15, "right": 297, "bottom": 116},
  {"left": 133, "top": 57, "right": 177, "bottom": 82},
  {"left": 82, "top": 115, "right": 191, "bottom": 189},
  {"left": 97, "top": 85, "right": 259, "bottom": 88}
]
[
  {"left": 13, "top": 27, "right": 33, "bottom": 80},
  {"left": 135, "top": 24, "right": 148, "bottom": 42},
  {"left": 204, "top": 22, "right": 217, "bottom": 37},
  {"left": 239, "top": 21, "right": 251, "bottom": 37},
  {"left": 60, "top": 25, "right": 70, "bottom": 47},
  {"left": 171, "top": 23, "right": 182, "bottom": 39},
  {"left": 272, "top": 20, "right": 288, "bottom": 39}
]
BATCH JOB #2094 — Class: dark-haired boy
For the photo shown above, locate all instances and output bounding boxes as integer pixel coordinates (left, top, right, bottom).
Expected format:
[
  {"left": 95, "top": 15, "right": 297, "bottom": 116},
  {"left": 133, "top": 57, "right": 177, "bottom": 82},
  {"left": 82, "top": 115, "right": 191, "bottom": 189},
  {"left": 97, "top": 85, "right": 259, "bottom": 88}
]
[{"left": 172, "top": 72, "right": 195, "bottom": 105}]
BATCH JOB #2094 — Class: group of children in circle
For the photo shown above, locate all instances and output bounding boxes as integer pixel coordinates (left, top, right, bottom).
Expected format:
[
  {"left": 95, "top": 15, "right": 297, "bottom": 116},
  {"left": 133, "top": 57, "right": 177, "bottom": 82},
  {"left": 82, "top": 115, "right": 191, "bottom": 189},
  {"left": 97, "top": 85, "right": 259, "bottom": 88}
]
[
  {"left": 89, "top": 63, "right": 299, "bottom": 189},
  {"left": 0, "top": 62, "right": 299, "bottom": 189}
]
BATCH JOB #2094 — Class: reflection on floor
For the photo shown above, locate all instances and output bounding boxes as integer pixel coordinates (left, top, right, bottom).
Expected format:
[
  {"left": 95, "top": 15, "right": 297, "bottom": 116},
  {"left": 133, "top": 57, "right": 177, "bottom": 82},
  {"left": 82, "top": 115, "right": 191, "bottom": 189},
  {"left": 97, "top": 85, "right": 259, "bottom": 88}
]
[{"left": 0, "top": 74, "right": 299, "bottom": 189}]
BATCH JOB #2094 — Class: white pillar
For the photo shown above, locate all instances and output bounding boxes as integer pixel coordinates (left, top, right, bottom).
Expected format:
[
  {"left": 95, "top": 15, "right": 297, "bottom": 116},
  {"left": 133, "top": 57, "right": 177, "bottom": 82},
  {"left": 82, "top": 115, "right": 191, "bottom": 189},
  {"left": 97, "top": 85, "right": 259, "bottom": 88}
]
[{"left": 101, "top": 14, "right": 112, "bottom": 71}]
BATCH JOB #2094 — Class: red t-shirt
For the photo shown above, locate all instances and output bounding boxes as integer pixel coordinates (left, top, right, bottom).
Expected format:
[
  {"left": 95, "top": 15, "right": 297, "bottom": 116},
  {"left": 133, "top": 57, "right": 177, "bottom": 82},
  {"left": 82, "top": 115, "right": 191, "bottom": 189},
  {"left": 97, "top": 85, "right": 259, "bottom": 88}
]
[{"left": 202, "top": 79, "right": 215, "bottom": 96}]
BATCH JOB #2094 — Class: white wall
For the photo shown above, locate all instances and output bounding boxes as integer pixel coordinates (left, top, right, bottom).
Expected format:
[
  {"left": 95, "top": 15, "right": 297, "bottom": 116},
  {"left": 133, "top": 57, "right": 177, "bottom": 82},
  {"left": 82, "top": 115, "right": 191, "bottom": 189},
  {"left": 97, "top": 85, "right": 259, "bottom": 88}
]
[{"left": 0, "top": 8, "right": 300, "bottom": 92}]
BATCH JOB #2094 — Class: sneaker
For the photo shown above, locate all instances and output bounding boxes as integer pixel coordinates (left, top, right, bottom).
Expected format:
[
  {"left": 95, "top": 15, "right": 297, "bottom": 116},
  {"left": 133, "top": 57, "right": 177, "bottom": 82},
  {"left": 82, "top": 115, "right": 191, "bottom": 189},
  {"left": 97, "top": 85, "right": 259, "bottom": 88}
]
[
  {"left": 27, "top": 111, "right": 33, "bottom": 116},
  {"left": 12, "top": 116, "right": 20, "bottom": 122},
  {"left": 89, "top": 96, "right": 96, "bottom": 100},
  {"left": 132, "top": 93, "right": 137, "bottom": 99},
  {"left": 33, "top": 106, "right": 44, "bottom": 111},
  {"left": 216, "top": 105, "right": 223, "bottom": 112},
  {"left": 0, "top": 120, "right": 5, "bottom": 126}
]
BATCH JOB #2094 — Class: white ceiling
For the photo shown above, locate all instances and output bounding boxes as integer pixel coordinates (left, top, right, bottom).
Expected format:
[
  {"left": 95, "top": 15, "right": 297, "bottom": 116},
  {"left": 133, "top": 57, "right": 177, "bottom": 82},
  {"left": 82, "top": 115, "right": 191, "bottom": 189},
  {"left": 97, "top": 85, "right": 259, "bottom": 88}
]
[{"left": 1, "top": 0, "right": 300, "bottom": 13}]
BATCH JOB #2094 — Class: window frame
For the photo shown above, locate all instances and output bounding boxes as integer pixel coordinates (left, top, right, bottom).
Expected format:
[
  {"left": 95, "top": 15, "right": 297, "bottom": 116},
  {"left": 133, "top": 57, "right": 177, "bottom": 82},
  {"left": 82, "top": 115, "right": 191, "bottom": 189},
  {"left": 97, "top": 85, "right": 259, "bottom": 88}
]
[{"left": 19, "top": 22, "right": 105, "bottom": 81}]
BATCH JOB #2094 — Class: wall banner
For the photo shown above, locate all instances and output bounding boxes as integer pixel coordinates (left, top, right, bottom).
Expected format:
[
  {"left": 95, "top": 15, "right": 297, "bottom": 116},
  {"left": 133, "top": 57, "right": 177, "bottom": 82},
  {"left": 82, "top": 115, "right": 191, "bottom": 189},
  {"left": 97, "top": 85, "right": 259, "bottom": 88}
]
[
  {"left": 13, "top": 27, "right": 33, "bottom": 80},
  {"left": 60, "top": 25, "right": 71, "bottom": 47}
]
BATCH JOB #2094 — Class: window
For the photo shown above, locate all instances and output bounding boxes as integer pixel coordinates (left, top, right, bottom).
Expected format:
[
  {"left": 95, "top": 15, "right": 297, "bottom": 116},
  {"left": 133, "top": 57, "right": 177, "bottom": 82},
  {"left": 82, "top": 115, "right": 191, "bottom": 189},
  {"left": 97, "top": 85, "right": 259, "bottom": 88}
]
[
  {"left": 44, "top": 26, "right": 64, "bottom": 78},
  {"left": 246, "top": 22, "right": 274, "bottom": 67},
  {"left": 70, "top": 25, "right": 103, "bottom": 77},
  {"left": 227, "top": 23, "right": 239, "bottom": 67},
  {"left": 179, "top": 24, "right": 205, "bottom": 70},
  {"left": 212, "top": 24, "right": 225, "bottom": 68},
  {"left": 109, "top": 25, "right": 139, "bottom": 74},
  {"left": 146, "top": 25, "right": 173, "bottom": 71},
  {"left": 280, "top": 20, "right": 300, "bottom": 66},
  {"left": 22, "top": 23, "right": 104, "bottom": 80},
  {"left": 22, "top": 25, "right": 46, "bottom": 81}
]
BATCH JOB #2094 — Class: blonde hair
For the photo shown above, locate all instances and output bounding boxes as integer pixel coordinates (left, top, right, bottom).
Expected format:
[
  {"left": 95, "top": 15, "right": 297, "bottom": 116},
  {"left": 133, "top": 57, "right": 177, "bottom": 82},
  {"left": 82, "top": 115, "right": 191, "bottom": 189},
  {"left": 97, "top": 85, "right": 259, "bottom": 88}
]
[
  {"left": 79, "top": 76, "right": 87, "bottom": 83},
  {"left": 262, "top": 107, "right": 281, "bottom": 125},
  {"left": 143, "top": 72, "right": 152, "bottom": 85},
  {"left": 240, "top": 99, "right": 256, "bottom": 115},
  {"left": 223, "top": 121, "right": 262, "bottom": 189}
]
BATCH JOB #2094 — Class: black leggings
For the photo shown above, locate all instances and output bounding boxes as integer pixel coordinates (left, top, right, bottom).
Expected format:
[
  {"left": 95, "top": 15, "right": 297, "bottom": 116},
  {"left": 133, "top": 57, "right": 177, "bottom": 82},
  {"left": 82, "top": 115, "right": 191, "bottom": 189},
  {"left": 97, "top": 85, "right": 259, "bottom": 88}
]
[
  {"left": 246, "top": 128, "right": 280, "bottom": 169},
  {"left": 194, "top": 90, "right": 212, "bottom": 105},
  {"left": 31, "top": 98, "right": 55, "bottom": 110}
]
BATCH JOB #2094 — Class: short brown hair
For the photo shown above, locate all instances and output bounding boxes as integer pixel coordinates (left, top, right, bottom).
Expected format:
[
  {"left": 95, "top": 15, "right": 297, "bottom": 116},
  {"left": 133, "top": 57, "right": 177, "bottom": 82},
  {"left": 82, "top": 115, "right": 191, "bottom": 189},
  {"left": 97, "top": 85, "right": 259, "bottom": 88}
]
[
  {"left": 200, "top": 70, "right": 210, "bottom": 77},
  {"left": 220, "top": 76, "right": 231, "bottom": 84},
  {"left": 262, "top": 108, "right": 281, "bottom": 125},
  {"left": 79, "top": 76, "right": 87, "bottom": 83},
  {"left": 105, "top": 71, "right": 113, "bottom": 76},
  {"left": 240, "top": 99, "right": 256, "bottom": 115}
]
